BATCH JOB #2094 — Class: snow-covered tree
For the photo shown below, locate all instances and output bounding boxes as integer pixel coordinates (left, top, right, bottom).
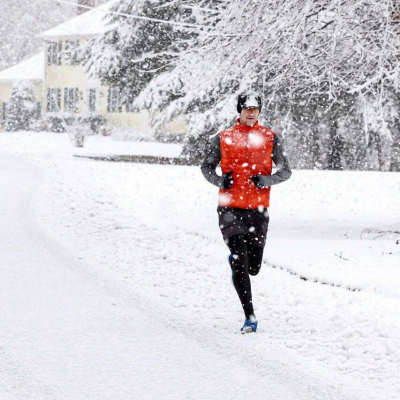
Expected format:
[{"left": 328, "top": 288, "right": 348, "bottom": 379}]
[
  {"left": 137, "top": 0, "right": 400, "bottom": 167},
  {"left": 133, "top": 1, "right": 240, "bottom": 161},
  {"left": 5, "top": 80, "right": 37, "bottom": 131},
  {"left": 179, "top": 0, "right": 400, "bottom": 102},
  {"left": 85, "top": 0, "right": 194, "bottom": 108},
  {"left": 84, "top": 0, "right": 400, "bottom": 168}
]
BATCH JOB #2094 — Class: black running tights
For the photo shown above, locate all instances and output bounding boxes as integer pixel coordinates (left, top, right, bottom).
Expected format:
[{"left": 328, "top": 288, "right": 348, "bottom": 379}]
[{"left": 227, "top": 234, "right": 264, "bottom": 319}]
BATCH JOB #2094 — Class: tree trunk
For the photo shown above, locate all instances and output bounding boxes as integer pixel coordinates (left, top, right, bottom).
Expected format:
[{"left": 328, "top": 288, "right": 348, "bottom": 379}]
[
  {"left": 328, "top": 120, "right": 343, "bottom": 170},
  {"left": 389, "top": 121, "right": 400, "bottom": 171}
]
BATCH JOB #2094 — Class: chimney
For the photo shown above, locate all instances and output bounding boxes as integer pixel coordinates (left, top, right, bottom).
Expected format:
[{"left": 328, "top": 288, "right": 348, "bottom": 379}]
[{"left": 77, "top": 0, "right": 97, "bottom": 15}]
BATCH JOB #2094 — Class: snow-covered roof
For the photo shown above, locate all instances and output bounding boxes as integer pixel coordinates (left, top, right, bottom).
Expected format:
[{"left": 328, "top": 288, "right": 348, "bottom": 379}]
[
  {"left": 39, "top": 0, "right": 118, "bottom": 39},
  {"left": 0, "top": 52, "right": 44, "bottom": 82}
]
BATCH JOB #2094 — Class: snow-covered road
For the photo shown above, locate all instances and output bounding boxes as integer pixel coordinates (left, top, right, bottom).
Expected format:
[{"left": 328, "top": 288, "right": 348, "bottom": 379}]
[
  {"left": 1, "top": 132, "right": 399, "bottom": 399},
  {"left": 0, "top": 157, "right": 302, "bottom": 399},
  {"left": 0, "top": 157, "right": 352, "bottom": 399}
]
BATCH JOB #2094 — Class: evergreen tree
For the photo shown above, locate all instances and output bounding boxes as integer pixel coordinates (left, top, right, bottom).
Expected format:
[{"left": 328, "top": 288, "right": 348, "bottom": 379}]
[
  {"left": 85, "top": 0, "right": 232, "bottom": 163},
  {"left": 5, "top": 80, "right": 36, "bottom": 131},
  {"left": 133, "top": 1, "right": 240, "bottom": 162},
  {"left": 85, "top": 0, "right": 194, "bottom": 108}
]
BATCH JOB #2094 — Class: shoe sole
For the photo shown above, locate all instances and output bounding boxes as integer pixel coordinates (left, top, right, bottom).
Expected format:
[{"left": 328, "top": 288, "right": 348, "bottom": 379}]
[{"left": 241, "top": 326, "right": 254, "bottom": 334}]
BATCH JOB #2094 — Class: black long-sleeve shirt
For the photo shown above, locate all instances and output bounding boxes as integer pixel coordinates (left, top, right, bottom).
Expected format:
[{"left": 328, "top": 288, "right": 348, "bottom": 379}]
[{"left": 201, "top": 132, "right": 292, "bottom": 188}]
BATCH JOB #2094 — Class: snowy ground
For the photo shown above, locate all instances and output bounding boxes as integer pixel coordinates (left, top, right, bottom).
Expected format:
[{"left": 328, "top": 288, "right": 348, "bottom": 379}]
[{"left": 1, "top": 131, "right": 400, "bottom": 399}]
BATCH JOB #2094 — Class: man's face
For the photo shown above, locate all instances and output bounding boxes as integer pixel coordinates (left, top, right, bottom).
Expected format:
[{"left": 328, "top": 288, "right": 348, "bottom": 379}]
[{"left": 239, "top": 107, "right": 260, "bottom": 127}]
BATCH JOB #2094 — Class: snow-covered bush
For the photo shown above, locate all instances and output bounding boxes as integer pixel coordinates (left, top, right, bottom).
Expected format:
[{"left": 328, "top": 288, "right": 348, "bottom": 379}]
[
  {"left": 265, "top": 91, "right": 399, "bottom": 171},
  {"left": 66, "top": 126, "right": 86, "bottom": 148},
  {"left": 336, "top": 95, "right": 395, "bottom": 171},
  {"left": 5, "top": 80, "right": 37, "bottom": 131},
  {"left": 44, "top": 113, "right": 107, "bottom": 134},
  {"left": 79, "top": 114, "right": 107, "bottom": 134},
  {"left": 44, "top": 115, "right": 66, "bottom": 133}
]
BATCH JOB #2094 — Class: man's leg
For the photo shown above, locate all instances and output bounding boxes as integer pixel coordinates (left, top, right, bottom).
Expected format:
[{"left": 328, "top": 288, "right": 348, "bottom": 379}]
[
  {"left": 247, "top": 238, "right": 264, "bottom": 276},
  {"left": 227, "top": 234, "right": 255, "bottom": 319}
]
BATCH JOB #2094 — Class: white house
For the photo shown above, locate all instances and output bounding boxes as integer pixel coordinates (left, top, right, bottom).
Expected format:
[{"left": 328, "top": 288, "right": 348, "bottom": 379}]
[{"left": 0, "top": 0, "right": 186, "bottom": 135}]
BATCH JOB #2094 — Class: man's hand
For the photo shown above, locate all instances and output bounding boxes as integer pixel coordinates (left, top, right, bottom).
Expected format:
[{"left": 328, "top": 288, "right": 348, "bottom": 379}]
[
  {"left": 222, "top": 171, "right": 234, "bottom": 189},
  {"left": 251, "top": 175, "right": 263, "bottom": 189}
]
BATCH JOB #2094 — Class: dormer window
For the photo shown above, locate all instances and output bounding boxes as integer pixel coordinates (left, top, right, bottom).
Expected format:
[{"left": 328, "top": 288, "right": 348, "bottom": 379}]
[
  {"left": 47, "top": 41, "right": 62, "bottom": 66},
  {"left": 64, "top": 40, "right": 80, "bottom": 66}
]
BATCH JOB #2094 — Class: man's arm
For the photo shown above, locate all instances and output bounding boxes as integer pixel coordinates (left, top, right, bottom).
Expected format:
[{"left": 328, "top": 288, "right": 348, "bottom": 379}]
[
  {"left": 255, "top": 133, "right": 292, "bottom": 187},
  {"left": 200, "top": 133, "right": 225, "bottom": 188}
]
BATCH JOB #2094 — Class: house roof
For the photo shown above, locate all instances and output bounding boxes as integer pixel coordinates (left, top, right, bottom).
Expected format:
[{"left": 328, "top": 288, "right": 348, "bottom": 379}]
[
  {"left": 0, "top": 52, "right": 44, "bottom": 82},
  {"left": 39, "top": 0, "right": 118, "bottom": 39}
]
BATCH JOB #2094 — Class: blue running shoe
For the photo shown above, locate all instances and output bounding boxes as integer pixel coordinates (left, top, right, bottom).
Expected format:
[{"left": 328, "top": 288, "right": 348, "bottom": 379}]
[
  {"left": 241, "top": 318, "right": 258, "bottom": 334},
  {"left": 228, "top": 254, "right": 235, "bottom": 285}
]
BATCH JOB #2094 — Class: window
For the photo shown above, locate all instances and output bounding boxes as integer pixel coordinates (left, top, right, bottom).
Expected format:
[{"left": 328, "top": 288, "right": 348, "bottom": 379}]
[
  {"left": 47, "top": 88, "right": 61, "bottom": 112},
  {"left": 87, "top": 88, "right": 98, "bottom": 112},
  {"left": 32, "top": 103, "right": 41, "bottom": 120},
  {"left": 107, "top": 86, "right": 122, "bottom": 113},
  {"left": 125, "top": 89, "right": 136, "bottom": 113},
  {"left": 47, "top": 41, "right": 62, "bottom": 66},
  {"left": 2, "top": 102, "right": 8, "bottom": 124},
  {"left": 64, "top": 88, "right": 79, "bottom": 113},
  {"left": 64, "top": 40, "right": 80, "bottom": 66}
]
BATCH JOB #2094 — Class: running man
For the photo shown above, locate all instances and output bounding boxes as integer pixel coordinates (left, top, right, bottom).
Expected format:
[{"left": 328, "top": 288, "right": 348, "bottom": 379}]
[{"left": 201, "top": 92, "right": 292, "bottom": 333}]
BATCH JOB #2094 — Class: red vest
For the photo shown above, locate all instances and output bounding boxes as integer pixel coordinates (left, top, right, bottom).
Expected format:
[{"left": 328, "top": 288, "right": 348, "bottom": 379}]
[{"left": 219, "top": 119, "right": 274, "bottom": 209}]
